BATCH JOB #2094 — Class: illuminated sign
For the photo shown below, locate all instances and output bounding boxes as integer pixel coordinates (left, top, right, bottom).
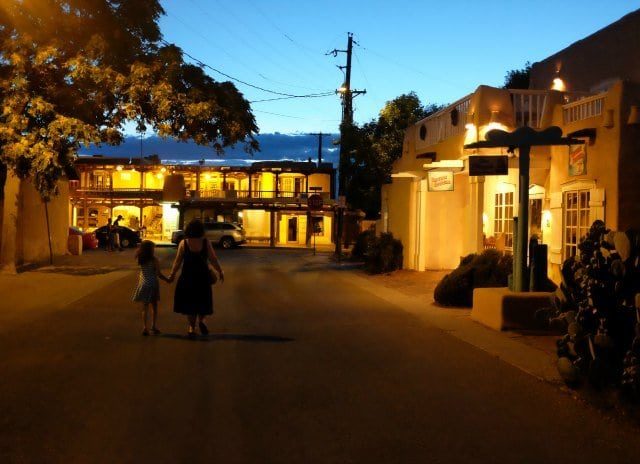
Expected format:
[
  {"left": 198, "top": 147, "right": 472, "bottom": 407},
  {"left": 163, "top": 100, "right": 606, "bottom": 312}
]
[{"left": 427, "top": 171, "right": 454, "bottom": 192}]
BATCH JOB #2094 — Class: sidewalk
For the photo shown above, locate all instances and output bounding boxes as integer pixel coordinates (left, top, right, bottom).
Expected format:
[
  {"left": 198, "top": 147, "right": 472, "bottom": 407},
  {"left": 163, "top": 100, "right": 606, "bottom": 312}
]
[
  {"left": 310, "top": 258, "right": 561, "bottom": 384},
  {"left": 0, "top": 249, "right": 136, "bottom": 330}
]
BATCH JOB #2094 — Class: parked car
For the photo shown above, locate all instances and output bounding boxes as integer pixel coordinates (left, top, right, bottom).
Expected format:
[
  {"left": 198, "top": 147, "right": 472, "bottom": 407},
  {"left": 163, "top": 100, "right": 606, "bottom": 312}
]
[
  {"left": 68, "top": 226, "right": 99, "bottom": 250},
  {"left": 94, "top": 225, "right": 141, "bottom": 248},
  {"left": 171, "top": 222, "right": 246, "bottom": 249}
]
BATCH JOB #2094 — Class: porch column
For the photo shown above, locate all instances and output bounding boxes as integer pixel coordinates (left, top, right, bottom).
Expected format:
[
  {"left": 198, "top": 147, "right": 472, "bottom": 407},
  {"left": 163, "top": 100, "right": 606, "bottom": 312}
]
[
  {"left": 270, "top": 209, "right": 276, "bottom": 248},
  {"left": 467, "top": 175, "right": 485, "bottom": 255},
  {"left": 248, "top": 173, "right": 252, "bottom": 198},
  {"left": 275, "top": 173, "right": 280, "bottom": 198},
  {"left": 305, "top": 174, "right": 309, "bottom": 197},
  {"left": 306, "top": 210, "right": 312, "bottom": 246},
  {"left": 195, "top": 169, "right": 201, "bottom": 198}
]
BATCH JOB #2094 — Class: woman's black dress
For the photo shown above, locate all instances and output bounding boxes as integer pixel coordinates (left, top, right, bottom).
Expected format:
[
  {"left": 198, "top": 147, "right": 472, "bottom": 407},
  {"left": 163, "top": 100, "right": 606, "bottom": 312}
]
[{"left": 173, "top": 238, "right": 213, "bottom": 316}]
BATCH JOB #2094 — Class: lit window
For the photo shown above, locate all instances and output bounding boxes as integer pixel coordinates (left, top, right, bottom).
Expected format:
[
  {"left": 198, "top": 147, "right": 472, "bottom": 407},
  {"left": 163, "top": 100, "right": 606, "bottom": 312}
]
[
  {"left": 563, "top": 190, "right": 590, "bottom": 259},
  {"left": 120, "top": 172, "right": 131, "bottom": 181},
  {"left": 494, "top": 192, "right": 514, "bottom": 249}
]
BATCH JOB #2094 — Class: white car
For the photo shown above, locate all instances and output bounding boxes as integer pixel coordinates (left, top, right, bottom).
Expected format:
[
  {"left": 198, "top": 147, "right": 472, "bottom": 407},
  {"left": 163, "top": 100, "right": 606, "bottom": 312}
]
[{"left": 171, "top": 222, "right": 246, "bottom": 249}]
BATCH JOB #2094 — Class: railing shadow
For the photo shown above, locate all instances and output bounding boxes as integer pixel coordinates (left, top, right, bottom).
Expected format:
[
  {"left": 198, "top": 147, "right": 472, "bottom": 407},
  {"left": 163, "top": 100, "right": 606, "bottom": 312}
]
[{"left": 160, "top": 333, "right": 294, "bottom": 343}]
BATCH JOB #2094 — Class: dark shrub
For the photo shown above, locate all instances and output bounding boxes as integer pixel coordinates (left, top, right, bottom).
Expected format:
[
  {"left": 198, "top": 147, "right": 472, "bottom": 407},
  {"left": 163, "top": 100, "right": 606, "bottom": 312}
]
[
  {"left": 434, "top": 249, "right": 513, "bottom": 307},
  {"left": 365, "top": 233, "right": 403, "bottom": 274},
  {"left": 351, "top": 230, "right": 375, "bottom": 261}
]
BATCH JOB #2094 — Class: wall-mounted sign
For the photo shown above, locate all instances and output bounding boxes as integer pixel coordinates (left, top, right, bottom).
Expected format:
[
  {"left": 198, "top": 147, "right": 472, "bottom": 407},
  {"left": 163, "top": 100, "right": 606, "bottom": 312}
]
[
  {"left": 469, "top": 155, "right": 509, "bottom": 176},
  {"left": 427, "top": 171, "right": 454, "bottom": 192},
  {"left": 568, "top": 145, "right": 587, "bottom": 176}
]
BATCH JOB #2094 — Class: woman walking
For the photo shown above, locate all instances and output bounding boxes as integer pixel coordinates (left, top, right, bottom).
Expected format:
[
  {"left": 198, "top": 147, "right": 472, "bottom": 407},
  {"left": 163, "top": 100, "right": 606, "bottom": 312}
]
[{"left": 169, "top": 220, "right": 224, "bottom": 337}]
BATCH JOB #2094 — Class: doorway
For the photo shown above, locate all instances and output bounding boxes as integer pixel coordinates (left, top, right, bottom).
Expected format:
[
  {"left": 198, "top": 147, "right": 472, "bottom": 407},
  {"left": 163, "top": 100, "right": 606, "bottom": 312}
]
[
  {"left": 529, "top": 198, "right": 543, "bottom": 240},
  {"left": 287, "top": 217, "right": 298, "bottom": 242}
]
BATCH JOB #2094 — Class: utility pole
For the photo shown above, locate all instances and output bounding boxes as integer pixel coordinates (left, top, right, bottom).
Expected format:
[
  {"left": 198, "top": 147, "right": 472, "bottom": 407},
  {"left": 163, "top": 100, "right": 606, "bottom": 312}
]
[
  {"left": 328, "top": 32, "right": 366, "bottom": 260},
  {"left": 308, "top": 132, "right": 331, "bottom": 165}
]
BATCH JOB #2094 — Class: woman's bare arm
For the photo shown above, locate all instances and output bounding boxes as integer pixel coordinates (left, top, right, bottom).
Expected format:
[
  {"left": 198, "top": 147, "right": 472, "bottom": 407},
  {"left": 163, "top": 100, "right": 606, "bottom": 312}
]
[
  {"left": 207, "top": 240, "right": 224, "bottom": 283},
  {"left": 169, "top": 241, "right": 185, "bottom": 281}
]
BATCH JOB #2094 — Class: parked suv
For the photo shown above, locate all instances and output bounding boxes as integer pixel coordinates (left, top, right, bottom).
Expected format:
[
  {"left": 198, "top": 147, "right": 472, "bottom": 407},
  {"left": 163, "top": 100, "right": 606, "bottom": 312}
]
[{"left": 171, "top": 222, "right": 246, "bottom": 249}]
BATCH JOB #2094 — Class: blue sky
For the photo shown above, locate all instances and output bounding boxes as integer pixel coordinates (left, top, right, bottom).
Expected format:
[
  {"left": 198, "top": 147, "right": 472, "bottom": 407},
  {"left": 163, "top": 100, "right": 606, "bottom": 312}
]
[{"left": 156, "top": 0, "right": 640, "bottom": 135}]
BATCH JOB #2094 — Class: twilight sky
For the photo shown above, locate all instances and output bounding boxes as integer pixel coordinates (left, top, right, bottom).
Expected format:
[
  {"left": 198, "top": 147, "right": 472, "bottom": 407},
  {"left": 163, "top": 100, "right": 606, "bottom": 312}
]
[{"left": 156, "top": 0, "right": 640, "bottom": 135}]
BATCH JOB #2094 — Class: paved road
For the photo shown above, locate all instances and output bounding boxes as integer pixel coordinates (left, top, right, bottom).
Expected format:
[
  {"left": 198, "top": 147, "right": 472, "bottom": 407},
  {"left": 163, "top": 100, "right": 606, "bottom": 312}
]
[{"left": 1, "top": 248, "right": 640, "bottom": 463}]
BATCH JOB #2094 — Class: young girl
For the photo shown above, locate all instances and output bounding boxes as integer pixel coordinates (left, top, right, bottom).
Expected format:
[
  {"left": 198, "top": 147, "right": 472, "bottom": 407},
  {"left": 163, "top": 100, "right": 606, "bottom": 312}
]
[{"left": 132, "top": 240, "right": 169, "bottom": 336}]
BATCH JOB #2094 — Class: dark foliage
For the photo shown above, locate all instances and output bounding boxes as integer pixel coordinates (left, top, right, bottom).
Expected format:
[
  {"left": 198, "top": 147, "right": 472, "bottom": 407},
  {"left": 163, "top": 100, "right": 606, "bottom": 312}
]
[
  {"left": 503, "top": 62, "right": 532, "bottom": 89},
  {"left": 548, "top": 221, "right": 640, "bottom": 392},
  {"left": 364, "top": 233, "right": 403, "bottom": 274},
  {"left": 351, "top": 230, "right": 375, "bottom": 261},
  {"left": 434, "top": 249, "right": 513, "bottom": 307}
]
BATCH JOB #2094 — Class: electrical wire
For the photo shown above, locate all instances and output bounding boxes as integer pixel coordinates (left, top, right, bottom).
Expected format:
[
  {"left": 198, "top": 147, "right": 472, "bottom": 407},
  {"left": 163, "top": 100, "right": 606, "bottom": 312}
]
[
  {"left": 250, "top": 93, "right": 334, "bottom": 103},
  {"left": 160, "top": 39, "right": 335, "bottom": 98}
]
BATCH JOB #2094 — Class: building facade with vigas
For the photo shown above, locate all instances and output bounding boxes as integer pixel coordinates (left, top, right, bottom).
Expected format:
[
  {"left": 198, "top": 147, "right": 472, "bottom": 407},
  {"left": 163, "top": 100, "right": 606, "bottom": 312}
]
[
  {"left": 71, "top": 156, "right": 336, "bottom": 247},
  {"left": 382, "top": 9, "right": 640, "bottom": 281}
]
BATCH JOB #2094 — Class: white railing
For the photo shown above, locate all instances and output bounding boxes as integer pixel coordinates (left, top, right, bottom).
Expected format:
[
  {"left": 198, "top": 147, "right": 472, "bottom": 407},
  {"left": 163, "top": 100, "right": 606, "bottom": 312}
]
[
  {"left": 509, "top": 90, "right": 548, "bottom": 128},
  {"left": 421, "top": 94, "right": 472, "bottom": 146},
  {"left": 563, "top": 93, "right": 605, "bottom": 124}
]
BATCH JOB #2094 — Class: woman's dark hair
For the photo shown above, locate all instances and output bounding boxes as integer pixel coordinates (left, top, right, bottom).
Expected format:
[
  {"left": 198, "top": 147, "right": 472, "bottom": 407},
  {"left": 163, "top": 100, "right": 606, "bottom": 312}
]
[
  {"left": 185, "top": 219, "right": 205, "bottom": 238},
  {"left": 136, "top": 240, "right": 155, "bottom": 265}
]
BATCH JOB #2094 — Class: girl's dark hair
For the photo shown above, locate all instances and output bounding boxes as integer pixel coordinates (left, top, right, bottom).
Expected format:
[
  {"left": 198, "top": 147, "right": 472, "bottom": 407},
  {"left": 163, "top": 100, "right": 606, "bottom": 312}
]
[
  {"left": 136, "top": 240, "right": 155, "bottom": 265},
  {"left": 185, "top": 219, "right": 205, "bottom": 238}
]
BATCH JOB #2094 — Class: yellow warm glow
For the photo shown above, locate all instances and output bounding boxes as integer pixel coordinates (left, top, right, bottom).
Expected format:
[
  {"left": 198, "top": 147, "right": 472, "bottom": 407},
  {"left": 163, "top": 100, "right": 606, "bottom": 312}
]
[
  {"left": 160, "top": 167, "right": 167, "bottom": 173},
  {"left": 480, "top": 123, "right": 508, "bottom": 140},
  {"left": 552, "top": 77, "right": 566, "bottom": 91},
  {"left": 156, "top": 173, "right": 164, "bottom": 179},
  {"left": 542, "top": 210, "right": 552, "bottom": 228},
  {"left": 116, "top": 165, "right": 123, "bottom": 171},
  {"left": 204, "top": 173, "right": 212, "bottom": 180},
  {"left": 464, "top": 124, "right": 477, "bottom": 145}
]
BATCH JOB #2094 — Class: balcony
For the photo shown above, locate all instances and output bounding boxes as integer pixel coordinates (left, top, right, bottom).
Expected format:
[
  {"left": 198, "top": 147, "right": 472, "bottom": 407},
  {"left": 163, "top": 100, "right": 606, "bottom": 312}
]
[
  {"left": 196, "top": 189, "right": 333, "bottom": 204},
  {"left": 73, "top": 187, "right": 163, "bottom": 201},
  {"left": 562, "top": 93, "right": 606, "bottom": 125}
]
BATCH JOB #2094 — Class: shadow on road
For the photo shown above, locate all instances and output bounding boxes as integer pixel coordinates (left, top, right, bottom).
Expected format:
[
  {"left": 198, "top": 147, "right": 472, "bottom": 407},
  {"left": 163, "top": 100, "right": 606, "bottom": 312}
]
[{"left": 159, "top": 333, "right": 295, "bottom": 343}]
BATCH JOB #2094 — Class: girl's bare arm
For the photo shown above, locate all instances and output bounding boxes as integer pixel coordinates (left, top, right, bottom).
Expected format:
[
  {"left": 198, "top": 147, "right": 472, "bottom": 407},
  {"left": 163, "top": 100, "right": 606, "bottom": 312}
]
[
  {"left": 154, "top": 257, "right": 169, "bottom": 282},
  {"left": 207, "top": 240, "right": 224, "bottom": 282}
]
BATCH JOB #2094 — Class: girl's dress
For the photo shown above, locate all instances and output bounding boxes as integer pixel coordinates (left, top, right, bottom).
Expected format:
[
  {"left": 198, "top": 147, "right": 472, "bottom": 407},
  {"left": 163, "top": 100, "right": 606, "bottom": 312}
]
[
  {"left": 132, "top": 260, "right": 160, "bottom": 304},
  {"left": 173, "top": 239, "right": 214, "bottom": 316}
]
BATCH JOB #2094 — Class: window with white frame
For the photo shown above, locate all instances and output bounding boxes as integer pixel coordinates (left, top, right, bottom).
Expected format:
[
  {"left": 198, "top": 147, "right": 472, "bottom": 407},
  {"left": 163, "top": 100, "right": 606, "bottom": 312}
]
[
  {"left": 494, "top": 192, "right": 514, "bottom": 249},
  {"left": 563, "top": 190, "right": 590, "bottom": 259}
]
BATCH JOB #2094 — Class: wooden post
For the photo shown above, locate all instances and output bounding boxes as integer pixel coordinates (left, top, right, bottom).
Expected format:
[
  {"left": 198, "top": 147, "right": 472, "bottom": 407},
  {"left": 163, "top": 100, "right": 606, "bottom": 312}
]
[
  {"left": 515, "top": 145, "right": 531, "bottom": 292},
  {"left": 270, "top": 209, "right": 276, "bottom": 248}
]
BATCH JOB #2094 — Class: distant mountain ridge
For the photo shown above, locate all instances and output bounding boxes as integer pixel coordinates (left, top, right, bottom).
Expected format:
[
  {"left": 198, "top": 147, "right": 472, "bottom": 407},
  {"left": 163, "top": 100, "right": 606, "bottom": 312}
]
[{"left": 79, "top": 133, "right": 339, "bottom": 166}]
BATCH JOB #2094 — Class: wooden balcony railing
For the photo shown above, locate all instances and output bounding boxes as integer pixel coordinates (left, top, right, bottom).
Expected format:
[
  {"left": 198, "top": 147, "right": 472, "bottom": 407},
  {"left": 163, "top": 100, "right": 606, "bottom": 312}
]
[
  {"left": 197, "top": 190, "right": 332, "bottom": 202},
  {"left": 420, "top": 94, "right": 472, "bottom": 146},
  {"left": 74, "top": 187, "right": 163, "bottom": 200},
  {"left": 508, "top": 90, "right": 548, "bottom": 129},
  {"left": 562, "top": 93, "right": 606, "bottom": 124}
]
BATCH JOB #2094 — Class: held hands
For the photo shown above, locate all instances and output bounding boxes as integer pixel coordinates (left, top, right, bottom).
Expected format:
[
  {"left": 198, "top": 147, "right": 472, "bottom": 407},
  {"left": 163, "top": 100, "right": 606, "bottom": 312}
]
[{"left": 218, "top": 271, "right": 225, "bottom": 284}]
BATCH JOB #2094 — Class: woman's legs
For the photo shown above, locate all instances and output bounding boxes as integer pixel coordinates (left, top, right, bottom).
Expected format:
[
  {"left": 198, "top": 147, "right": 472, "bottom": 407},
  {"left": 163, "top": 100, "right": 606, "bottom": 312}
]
[
  {"left": 198, "top": 315, "right": 209, "bottom": 335},
  {"left": 187, "top": 315, "right": 197, "bottom": 334}
]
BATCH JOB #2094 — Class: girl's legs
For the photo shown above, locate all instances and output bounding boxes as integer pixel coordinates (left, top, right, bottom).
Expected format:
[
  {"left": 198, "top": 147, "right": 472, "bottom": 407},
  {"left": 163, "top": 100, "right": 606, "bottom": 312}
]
[
  {"left": 151, "top": 301, "right": 160, "bottom": 334},
  {"left": 141, "top": 303, "right": 149, "bottom": 335}
]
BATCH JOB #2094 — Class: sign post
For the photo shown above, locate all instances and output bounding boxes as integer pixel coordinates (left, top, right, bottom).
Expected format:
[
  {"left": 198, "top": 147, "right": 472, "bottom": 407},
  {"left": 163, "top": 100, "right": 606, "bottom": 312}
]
[
  {"left": 307, "top": 194, "right": 323, "bottom": 256},
  {"left": 465, "top": 126, "right": 584, "bottom": 292}
]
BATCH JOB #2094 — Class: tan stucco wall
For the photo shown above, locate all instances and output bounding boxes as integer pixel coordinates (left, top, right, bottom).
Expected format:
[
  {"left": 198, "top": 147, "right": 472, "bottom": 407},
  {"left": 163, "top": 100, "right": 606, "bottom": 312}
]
[
  {"left": 308, "top": 173, "right": 331, "bottom": 194},
  {"left": 384, "top": 178, "right": 416, "bottom": 269},
  {"left": 530, "top": 9, "right": 640, "bottom": 92},
  {"left": 1, "top": 174, "right": 70, "bottom": 271}
]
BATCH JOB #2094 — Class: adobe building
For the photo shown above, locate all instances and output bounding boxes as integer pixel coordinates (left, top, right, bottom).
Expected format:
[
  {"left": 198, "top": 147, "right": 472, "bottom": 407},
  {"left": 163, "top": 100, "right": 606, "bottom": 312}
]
[
  {"left": 70, "top": 156, "right": 336, "bottom": 247},
  {"left": 382, "top": 9, "right": 640, "bottom": 281}
]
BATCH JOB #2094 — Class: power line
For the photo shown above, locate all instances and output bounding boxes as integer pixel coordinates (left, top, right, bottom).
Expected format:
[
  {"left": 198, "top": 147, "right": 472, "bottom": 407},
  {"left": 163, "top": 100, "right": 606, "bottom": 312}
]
[
  {"left": 250, "top": 93, "right": 334, "bottom": 103},
  {"left": 160, "top": 39, "right": 335, "bottom": 98}
]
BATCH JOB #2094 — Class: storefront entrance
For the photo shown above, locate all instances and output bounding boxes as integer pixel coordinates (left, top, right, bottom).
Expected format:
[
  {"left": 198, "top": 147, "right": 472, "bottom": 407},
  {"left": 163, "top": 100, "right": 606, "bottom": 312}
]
[{"left": 288, "top": 217, "right": 298, "bottom": 242}]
